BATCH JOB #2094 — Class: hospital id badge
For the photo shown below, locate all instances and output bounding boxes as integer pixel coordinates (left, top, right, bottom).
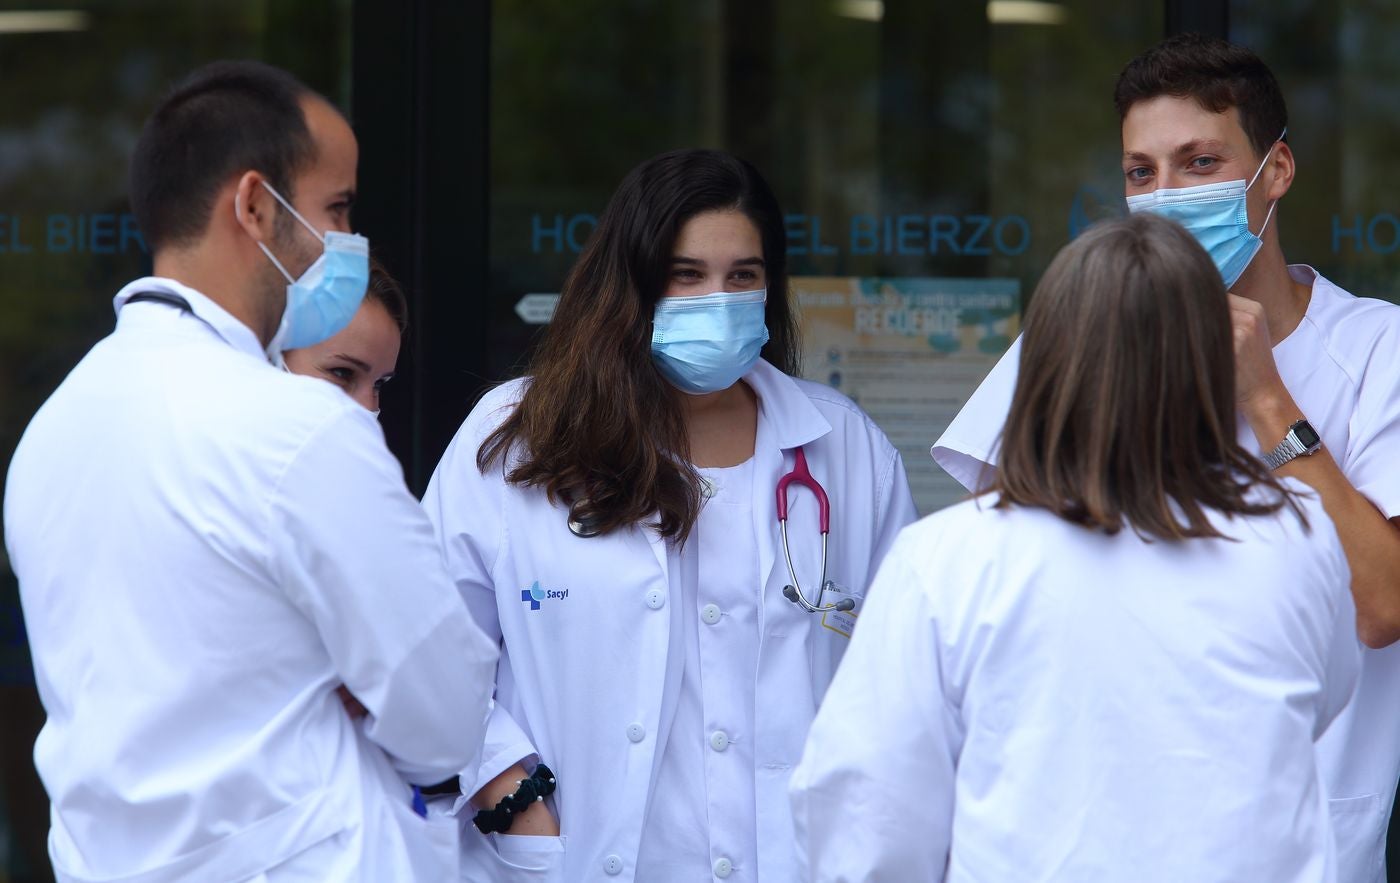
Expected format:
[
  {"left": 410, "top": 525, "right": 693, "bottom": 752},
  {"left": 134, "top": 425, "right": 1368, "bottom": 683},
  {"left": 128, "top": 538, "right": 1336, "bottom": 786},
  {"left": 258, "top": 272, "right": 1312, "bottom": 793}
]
[{"left": 819, "top": 581, "right": 860, "bottom": 638}]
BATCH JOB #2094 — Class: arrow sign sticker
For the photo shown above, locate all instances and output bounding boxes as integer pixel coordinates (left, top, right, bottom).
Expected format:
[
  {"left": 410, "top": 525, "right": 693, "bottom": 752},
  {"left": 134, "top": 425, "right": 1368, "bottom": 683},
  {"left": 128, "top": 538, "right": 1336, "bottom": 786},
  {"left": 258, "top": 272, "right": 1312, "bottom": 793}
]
[{"left": 514, "top": 293, "right": 561, "bottom": 325}]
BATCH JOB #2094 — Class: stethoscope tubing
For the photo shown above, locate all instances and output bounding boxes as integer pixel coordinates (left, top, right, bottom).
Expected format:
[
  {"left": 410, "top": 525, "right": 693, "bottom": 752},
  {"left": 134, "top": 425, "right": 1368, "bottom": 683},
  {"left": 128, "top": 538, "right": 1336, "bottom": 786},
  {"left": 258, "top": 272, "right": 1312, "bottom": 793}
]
[{"left": 778, "top": 447, "right": 853, "bottom": 614}]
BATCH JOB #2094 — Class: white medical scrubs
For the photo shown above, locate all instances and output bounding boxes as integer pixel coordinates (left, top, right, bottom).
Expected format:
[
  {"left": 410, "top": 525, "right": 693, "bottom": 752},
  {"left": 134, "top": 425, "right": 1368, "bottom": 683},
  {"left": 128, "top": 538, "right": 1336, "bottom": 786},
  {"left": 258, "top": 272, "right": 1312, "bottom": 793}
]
[
  {"left": 930, "top": 266, "right": 1400, "bottom": 883},
  {"left": 791, "top": 485, "right": 1358, "bottom": 883},
  {"left": 635, "top": 460, "right": 761, "bottom": 878},
  {"left": 3, "top": 277, "right": 498, "bottom": 882}
]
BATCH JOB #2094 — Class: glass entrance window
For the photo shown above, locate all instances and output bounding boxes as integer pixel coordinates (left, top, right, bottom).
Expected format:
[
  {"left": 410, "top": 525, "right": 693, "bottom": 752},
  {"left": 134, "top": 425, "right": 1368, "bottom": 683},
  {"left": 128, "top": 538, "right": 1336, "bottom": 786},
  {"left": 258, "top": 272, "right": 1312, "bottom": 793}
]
[
  {"left": 1231, "top": 1, "right": 1400, "bottom": 302},
  {"left": 489, "top": 0, "right": 1161, "bottom": 513}
]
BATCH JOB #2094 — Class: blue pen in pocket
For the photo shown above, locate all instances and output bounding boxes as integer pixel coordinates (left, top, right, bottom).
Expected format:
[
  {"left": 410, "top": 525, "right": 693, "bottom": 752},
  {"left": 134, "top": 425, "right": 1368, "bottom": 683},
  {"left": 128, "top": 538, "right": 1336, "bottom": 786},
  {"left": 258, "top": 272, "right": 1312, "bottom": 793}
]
[{"left": 411, "top": 785, "right": 428, "bottom": 818}]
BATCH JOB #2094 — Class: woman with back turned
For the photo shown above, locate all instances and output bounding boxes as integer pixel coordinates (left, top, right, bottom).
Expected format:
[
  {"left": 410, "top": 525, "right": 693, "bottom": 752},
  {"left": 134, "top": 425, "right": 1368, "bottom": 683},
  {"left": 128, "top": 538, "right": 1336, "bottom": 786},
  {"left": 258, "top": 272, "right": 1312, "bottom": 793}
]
[{"left": 790, "top": 213, "right": 1358, "bottom": 883}]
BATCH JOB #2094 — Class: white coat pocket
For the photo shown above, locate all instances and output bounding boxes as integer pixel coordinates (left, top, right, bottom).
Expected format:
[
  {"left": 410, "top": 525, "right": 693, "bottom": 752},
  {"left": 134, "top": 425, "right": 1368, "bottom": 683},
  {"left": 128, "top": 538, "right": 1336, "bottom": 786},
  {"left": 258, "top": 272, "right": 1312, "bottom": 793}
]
[
  {"left": 459, "top": 832, "right": 567, "bottom": 881},
  {"left": 1329, "top": 793, "right": 1385, "bottom": 883}
]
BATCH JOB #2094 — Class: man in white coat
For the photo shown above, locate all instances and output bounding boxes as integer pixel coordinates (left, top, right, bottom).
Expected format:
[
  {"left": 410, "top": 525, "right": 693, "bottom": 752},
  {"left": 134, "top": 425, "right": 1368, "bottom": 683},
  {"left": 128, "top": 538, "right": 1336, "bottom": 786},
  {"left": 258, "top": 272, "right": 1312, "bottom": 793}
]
[
  {"left": 931, "top": 34, "right": 1400, "bottom": 883},
  {"left": 3, "top": 61, "right": 496, "bottom": 881}
]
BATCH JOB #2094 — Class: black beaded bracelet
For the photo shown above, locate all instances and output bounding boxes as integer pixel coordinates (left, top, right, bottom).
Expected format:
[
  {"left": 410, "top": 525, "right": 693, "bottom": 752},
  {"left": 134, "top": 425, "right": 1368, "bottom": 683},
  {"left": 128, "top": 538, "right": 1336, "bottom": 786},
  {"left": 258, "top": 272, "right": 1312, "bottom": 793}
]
[{"left": 472, "top": 763, "right": 557, "bottom": 834}]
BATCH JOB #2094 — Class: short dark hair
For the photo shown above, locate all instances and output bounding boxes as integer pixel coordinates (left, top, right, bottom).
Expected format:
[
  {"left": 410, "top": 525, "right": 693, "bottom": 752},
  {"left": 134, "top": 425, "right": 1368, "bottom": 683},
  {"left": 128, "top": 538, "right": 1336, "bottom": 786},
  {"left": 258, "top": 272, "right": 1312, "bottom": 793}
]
[
  {"left": 479, "top": 148, "right": 797, "bottom": 542},
  {"left": 1113, "top": 33, "right": 1288, "bottom": 158},
  {"left": 130, "top": 60, "right": 316, "bottom": 255},
  {"left": 993, "top": 213, "right": 1305, "bottom": 541}
]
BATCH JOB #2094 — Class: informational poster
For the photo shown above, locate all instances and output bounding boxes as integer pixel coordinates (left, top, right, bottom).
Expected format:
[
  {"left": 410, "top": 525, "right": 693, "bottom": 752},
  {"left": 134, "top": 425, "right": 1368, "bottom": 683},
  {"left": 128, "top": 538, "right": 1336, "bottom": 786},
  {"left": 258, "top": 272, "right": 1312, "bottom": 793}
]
[{"left": 792, "top": 276, "right": 1020, "bottom": 515}]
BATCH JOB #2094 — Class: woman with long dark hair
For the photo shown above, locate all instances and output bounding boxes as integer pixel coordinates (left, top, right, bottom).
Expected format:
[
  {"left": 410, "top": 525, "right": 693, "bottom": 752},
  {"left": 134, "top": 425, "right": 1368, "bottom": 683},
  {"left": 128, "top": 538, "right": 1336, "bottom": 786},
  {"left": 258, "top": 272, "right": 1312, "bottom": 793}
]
[
  {"left": 790, "top": 213, "right": 1358, "bottom": 882},
  {"left": 424, "top": 148, "right": 916, "bottom": 879}
]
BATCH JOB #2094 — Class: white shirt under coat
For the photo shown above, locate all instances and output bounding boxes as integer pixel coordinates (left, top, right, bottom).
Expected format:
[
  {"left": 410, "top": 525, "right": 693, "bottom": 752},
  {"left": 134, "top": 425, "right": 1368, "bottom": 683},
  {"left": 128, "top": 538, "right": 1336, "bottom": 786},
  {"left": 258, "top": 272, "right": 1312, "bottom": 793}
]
[
  {"left": 634, "top": 459, "right": 760, "bottom": 879},
  {"left": 791, "top": 487, "right": 1358, "bottom": 882},
  {"left": 423, "top": 358, "right": 917, "bottom": 882},
  {"left": 3, "top": 277, "right": 498, "bottom": 882},
  {"left": 930, "top": 266, "right": 1400, "bottom": 883}
]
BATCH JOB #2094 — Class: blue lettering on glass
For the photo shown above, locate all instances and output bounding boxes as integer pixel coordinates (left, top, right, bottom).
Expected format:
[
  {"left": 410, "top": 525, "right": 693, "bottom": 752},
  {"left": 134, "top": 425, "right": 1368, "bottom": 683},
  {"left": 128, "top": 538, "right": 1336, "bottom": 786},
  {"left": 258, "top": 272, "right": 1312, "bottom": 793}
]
[
  {"left": 0, "top": 214, "right": 33, "bottom": 254},
  {"left": 1332, "top": 213, "right": 1400, "bottom": 254},
  {"left": 17, "top": 213, "right": 148, "bottom": 255},
  {"left": 1333, "top": 214, "right": 1363, "bottom": 253},
  {"left": 993, "top": 215, "right": 1031, "bottom": 256},
  {"left": 531, "top": 214, "right": 598, "bottom": 254},
  {"left": 785, "top": 213, "right": 808, "bottom": 256},
  {"left": 849, "top": 215, "right": 878, "bottom": 255},
  {"left": 842, "top": 214, "right": 1030, "bottom": 257},
  {"left": 784, "top": 214, "right": 840, "bottom": 257},
  {"left": 90, "top": 213, "right": 116, "bottom": 254},
  {"left": 533, "top": 214, "right": 564, "bottom": 253},
  {"left": 962, "top": 215, "right": 992, "bottom": 256},
  {"left": 896, "top": 215, "right": 921, "bottom": 255},
  {"left": 928, "top": 216, "right": 960, "bottom": 254},
  {"left": 566, "top": 215, "right": 596, "bottom": 251},
  {"left": 810, "top": 215, "right": 838, "bottom": 255},
  {"left": 527, "top": 211, "right": 1033, "bottom": 257}
]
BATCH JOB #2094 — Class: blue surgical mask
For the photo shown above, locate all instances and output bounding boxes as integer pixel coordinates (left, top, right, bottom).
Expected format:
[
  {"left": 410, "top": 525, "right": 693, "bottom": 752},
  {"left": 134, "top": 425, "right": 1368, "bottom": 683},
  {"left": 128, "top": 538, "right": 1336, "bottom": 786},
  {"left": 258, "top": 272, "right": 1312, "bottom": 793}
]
[
  {"left": 651, "top": 288, "right": 769, "bottom": 395},
  {"left": 242, "top": 181, "right": 370, "bottom": 350},
  {"left": 1125, "top": 129, "right": 1286, "bottom": 287}
]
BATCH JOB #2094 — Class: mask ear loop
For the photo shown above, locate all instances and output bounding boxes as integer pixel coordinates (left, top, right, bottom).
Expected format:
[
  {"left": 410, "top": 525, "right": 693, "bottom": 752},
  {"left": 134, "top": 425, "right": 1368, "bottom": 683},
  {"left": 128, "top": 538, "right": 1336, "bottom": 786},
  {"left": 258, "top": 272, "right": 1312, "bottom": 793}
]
[
  {"left": 236, "top": 190, "right": 298, "bottom": 285},
  {"left": 1248, "top": 125, "right": 1288, "bottom": 190},
  {"left": 259, "top": 180, "right": 328, "bottom": 243},
  {"left": 1247, "top": 127, "right": 1288, "bottom": 238}
]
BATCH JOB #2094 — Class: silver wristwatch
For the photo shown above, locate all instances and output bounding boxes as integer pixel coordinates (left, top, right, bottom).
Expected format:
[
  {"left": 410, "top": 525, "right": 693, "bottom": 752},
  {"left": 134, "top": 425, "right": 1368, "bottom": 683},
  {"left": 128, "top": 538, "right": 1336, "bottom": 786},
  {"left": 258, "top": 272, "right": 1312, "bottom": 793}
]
[{"left": 1262, "top": 419, "right": 1322, "bottom": 470}]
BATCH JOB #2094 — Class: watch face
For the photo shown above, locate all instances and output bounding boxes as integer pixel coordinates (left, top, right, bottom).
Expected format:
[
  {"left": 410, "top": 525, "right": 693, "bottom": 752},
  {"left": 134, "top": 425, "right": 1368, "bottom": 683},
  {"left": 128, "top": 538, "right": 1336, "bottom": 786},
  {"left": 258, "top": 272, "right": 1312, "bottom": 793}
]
[{"left": 1294, "top": 421, "right": 1321, "bottom": 449}]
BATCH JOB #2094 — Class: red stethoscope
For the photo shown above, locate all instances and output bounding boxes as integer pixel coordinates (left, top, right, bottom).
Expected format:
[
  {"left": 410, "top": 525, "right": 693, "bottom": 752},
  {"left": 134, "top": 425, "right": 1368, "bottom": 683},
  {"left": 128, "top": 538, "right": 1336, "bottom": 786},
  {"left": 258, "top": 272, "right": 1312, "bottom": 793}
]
[{"left": 778, "top": 446, "right": 855, "bottom": 614}]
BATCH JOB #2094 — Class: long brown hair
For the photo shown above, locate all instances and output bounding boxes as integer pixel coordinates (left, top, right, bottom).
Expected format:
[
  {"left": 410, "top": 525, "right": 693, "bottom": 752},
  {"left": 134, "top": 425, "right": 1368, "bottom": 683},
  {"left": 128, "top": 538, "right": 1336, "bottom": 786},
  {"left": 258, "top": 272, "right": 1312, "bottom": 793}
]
[
  {"left": 992, "top": 213, "right": 1304, "bottom": 540},
  {"left": 478, "top": 149, "right": 798, "bottom": 541}
]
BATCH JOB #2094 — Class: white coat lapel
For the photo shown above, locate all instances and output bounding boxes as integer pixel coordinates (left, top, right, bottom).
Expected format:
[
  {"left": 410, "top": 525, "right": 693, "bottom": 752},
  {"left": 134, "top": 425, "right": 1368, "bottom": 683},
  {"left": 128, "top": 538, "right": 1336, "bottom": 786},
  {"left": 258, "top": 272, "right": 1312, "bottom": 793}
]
[{"left": 753, "top": 419, "right": 783, "bottom": 625}]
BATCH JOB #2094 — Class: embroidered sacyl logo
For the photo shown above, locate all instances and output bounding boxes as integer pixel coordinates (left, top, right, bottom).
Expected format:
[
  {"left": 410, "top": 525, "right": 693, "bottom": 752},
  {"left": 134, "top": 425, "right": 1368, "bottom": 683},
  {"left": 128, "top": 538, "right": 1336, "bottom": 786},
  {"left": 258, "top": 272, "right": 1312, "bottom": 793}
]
[{"left": 521, "top": 580, "right": 569, "bottom": 611}]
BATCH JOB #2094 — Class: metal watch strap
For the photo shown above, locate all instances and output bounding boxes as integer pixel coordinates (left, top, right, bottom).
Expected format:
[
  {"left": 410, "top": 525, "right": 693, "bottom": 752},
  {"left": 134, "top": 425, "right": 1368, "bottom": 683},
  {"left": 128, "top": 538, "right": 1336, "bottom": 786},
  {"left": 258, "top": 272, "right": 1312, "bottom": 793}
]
[
  {"left": 1262, "top": 435, "right": 1302, "bottom": 470},
  {"left": 1263, "top": 419, "right": 1320, "bottom": 471}
]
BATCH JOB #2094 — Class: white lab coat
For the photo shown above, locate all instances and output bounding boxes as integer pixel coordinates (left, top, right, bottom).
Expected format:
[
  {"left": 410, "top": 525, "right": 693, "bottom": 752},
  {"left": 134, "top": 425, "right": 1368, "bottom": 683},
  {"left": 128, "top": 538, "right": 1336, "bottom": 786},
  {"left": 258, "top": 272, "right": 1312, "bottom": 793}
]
[
  {"left": 791, "top": 487, "right": 1359, "bottom": 883},
  {"left": 931, "top": 266, "right": 1400, "bottom": 882},
  {"left": 423, "top": 359, "right": 917, "bottom": 881},
  {"left": 3, "top": 277, "right": 498, "bottom": 882}
]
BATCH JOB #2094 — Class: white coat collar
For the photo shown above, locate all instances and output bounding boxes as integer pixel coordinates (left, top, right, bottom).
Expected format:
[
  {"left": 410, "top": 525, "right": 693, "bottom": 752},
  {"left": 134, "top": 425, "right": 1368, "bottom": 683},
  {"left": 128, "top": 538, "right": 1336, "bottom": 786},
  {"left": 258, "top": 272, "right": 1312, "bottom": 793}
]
[
  {"left": 742, "top": 359, "right": 832, "bottom": 451},
  {"left": 114, "top": 276, "right": 273, "bottom": 365}
]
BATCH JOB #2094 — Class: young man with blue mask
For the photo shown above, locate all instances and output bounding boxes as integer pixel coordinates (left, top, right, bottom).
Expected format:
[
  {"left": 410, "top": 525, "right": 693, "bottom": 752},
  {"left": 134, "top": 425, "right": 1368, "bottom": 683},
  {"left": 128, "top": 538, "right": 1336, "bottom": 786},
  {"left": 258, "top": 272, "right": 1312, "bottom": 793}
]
[
  {"left": 933, "top": 33, "right": 1400, "bottom": 883},
  {"left": 3, "top": 61, "right": 497, "bottom": 881}
]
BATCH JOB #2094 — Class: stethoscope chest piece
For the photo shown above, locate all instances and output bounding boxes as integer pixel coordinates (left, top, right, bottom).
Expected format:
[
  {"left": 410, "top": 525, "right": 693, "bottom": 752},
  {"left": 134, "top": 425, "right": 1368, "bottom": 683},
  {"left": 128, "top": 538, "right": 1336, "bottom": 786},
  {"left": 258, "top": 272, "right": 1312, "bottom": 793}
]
[{"left": 568, "top": 515, "right": 602, "bottom": 538}]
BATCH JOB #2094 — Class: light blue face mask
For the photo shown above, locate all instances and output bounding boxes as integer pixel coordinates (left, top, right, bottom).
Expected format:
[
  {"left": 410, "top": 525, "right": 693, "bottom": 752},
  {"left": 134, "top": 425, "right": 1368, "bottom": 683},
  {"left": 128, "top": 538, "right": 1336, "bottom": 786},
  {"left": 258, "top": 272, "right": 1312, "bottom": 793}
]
[
  {"left": 247, "top": 181, "right": 370, "bottom": 349},
  {"left": 1125, "top": 129, "right": 1285, "bottom": 288},
  {"left": 651, "top": 288, "right": 769, "bottom": 395}
]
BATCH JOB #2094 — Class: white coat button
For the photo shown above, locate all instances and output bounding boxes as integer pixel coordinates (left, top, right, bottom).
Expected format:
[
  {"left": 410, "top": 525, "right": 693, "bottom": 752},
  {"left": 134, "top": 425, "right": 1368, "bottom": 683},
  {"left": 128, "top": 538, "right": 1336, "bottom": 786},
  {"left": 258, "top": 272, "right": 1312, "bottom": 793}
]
[
  {"left": 626, "top": 723, "right": 646, "bottom": 743},
  {"left": 713, "top": 856, "right": 733, "bottom": 878},
  {"left": 701, "top": 604, "right": 722, "bottom": 625},
  {"left": 645, "top": 588, "right": 666, "bottom": 610},
  {"left": 709, "top": 730, "right": 729, "bottom": 752},
  {"left": 700, "top": 476, "right": 717, "bottom": 499},
  {"left": 604, "top": 854, "right": 624, "bottom": 875}
]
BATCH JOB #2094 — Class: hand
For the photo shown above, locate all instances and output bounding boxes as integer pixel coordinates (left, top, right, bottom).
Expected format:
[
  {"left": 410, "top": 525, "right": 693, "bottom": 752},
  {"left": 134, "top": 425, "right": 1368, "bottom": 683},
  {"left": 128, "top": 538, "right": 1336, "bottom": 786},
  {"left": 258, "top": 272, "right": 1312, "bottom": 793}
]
[
  {"left": 336, "top": 685, "right": 368, "bottom": 719},
  {"left": 1228, "top": 294, "right": 1286, "bottom": 408}
]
